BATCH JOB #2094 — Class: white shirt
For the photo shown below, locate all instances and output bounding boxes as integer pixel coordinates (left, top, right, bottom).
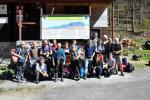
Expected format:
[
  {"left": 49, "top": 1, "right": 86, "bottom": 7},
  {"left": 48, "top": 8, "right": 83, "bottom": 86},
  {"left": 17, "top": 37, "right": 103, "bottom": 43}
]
[
  {"left": 36, "top": 63, "right": 47, "bottom": 73},
  {"left": 98, "top": 45, "right": 105, "bottom": 52}
]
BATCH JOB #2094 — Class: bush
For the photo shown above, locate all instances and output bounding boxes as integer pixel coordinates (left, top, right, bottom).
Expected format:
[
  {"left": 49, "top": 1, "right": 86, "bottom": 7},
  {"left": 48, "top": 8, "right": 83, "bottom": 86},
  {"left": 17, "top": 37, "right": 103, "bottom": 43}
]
[{"left": 0, "top": 65, "right": 15, "bottom": 80}]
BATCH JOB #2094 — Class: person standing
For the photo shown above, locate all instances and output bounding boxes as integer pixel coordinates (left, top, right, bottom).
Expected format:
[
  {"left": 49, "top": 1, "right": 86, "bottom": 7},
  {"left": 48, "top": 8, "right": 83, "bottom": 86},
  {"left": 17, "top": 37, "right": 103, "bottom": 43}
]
[
  {"left": 52, "top": 43, "right": 66, "bottom": 82},
  {"left": 113, "top": 38, "right": 124, "bottom": 76},
  {"left": 40, "top": 40, "right": 52, "bottom": 59},
  {"left": 92, "top": 32, "right": 99, "bottom": 51},
  {"left": 70, "top": 45, "right": 80, "bottom": 80},
  {"left": 15, "top": 42, "right": 28, "bottom": 83},
  {"left": 64, "top": 42, "right": 70, "bottom": 55},
  {"left": 51, "top": 39, "right": 57, "bottom": 53},
  {"left": 84, "top": 40, "right": 96, "bottom": 79},
  {"left": 104, "top": 37, "right": 113, "bottom": 63},
  {"left": 28, "top": 41, "right": 39, "bottom": 81}
]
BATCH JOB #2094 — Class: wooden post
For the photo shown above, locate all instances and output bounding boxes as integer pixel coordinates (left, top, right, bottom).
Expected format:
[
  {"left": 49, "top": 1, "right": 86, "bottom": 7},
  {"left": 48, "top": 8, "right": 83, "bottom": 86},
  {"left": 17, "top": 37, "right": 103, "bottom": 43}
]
[
  {"left": 18, "top": 10, "right": 22, "bottom": 42},
  {"left": 112, "top": 0, "right": 115, "bottom": 40}
]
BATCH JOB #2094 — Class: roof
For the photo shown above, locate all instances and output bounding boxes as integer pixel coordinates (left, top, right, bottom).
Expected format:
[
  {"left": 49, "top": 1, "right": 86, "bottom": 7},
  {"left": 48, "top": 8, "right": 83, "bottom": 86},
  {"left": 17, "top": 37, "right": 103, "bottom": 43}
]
[{"left": 0, "top": 0, "right": 113, "bottom": 4}]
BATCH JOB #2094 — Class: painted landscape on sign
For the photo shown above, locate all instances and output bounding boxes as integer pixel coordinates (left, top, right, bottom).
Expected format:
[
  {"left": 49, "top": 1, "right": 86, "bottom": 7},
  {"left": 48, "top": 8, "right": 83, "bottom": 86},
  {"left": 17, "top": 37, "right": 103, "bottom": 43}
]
[{"left": 41, "top": 16, "right": 90, "bottom": 39}]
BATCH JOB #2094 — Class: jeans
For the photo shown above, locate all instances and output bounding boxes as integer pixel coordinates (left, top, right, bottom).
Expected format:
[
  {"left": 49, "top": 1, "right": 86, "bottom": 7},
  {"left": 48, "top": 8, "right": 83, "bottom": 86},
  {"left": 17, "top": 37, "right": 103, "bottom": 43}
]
[
  {"left": 16, "top": 62, "right": 25, "bottom": 81},
  {"left": 85, "top": 59, "right": 93, "bottom": 76},
  {"left": 95, "top": 62, "right": 103, "bottom": 76}
]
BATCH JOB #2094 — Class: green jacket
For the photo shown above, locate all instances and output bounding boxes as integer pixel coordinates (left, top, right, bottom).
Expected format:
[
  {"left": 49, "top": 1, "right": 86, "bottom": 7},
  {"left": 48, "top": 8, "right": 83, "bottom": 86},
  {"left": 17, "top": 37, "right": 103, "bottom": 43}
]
[{"left": 52, "top": 48, "right": 66, "bottom": 62}]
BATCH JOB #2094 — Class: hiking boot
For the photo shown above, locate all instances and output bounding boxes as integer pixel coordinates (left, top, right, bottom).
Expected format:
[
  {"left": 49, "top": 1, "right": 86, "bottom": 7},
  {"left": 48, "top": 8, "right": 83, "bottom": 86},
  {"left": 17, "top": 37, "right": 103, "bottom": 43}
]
[
  {"left": 77, "top": 77, "right": 80, "bottom": 81},
  {"left": 61, "top": 78, "right": 64, "bottom": 82},
  {"left": 114, "top": 71, "right": 118, "bottom": 75},
  {"left": 98, "top": 75, "right": 101, "bottom": 79},
  {"left": 83, "top": 74, "right": 87, "bottom": 80},
  {"left": 54, "top": 79, "right": 57, "bottom": 82},
  {"left": 36, "top": 80, "right": 39, "bottom": 84},
  {"left": 121, "top": 73, "right": 125, "bottom": 76}
]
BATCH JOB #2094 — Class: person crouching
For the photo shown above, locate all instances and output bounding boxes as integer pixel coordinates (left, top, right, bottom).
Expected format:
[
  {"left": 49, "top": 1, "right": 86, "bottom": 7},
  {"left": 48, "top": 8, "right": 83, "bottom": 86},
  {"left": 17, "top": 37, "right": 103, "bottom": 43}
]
[
  {"left": 92, "top": 52, "right": 103, "bottom": 79},
  {"left": 103, "top": 53, "right": 116, "bottom": 77},
  {"left": 35, "top": 57, "right": 48, "bottom": 84}
]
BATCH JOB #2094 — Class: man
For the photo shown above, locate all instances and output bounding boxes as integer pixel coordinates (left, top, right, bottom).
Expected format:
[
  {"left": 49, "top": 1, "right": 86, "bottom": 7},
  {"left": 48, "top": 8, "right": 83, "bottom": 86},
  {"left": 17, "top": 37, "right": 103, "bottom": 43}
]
[
  {"left": 52, "top": 43, "right": 66, "bottom": 82},
  {"left": 40, "top": 39, "right": 52, "bottom": 58},
  {"left": 40, "top": 39, "right": 53, "bottom": 79},
  {"left": 15, "top": 41, "right": 28, "bottom": 83},
  {"left": 28, "top": 41, "right": 39, "bottom": 81},
  {"left": 92, "top": 32, "right": 99, "bottom": 51},
  {"left": 71, "top": 40, "right": 78, "bottom": 51},
  {"left": 84, "top": 40, "right": 95, "bottom": 79},
  {"left": 35, "top": 57, "right": 48, "bottom": 84},
  {"left": 105, "top": 53, "right": 116, "bottom": 76},
  {"left": 104, "top": 37, "right": 113, "bottom": 62},
  {"left": 113, "top": 38, "right": 124, "bottom": 76},
  {"left": 70, "top": 45, "right": 80, "bottom": 80}
]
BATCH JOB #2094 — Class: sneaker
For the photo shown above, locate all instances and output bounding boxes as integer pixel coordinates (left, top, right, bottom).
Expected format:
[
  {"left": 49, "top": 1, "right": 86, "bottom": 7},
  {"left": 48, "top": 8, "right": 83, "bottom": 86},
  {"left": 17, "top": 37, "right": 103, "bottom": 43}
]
[{"left": 17, "top": 79, "right": 21, "bottom": 83}]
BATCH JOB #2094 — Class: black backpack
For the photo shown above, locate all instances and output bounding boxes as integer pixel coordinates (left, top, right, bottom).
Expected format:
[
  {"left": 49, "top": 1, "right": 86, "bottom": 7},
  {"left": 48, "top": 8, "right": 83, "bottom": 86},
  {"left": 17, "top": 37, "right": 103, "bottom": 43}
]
[{"left": 126, "top": 63, "right": 135, "bottom": 72}]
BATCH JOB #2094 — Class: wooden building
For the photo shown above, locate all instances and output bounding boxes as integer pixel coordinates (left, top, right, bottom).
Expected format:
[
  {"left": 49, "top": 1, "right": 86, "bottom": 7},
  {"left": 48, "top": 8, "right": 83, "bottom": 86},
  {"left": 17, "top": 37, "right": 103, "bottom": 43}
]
[{"left": 0, "top": 0, "right": 114, "bottom": 42}]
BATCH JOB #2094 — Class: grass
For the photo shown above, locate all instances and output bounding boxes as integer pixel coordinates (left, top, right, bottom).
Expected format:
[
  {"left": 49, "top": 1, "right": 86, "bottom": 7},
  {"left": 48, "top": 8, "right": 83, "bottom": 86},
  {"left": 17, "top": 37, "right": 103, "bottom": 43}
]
[
  {"left": 122, "top": 48, "right": 150, "bottom": 68},
  {"left": 142, "top": 19, "right": 150, "bottom": 31}
]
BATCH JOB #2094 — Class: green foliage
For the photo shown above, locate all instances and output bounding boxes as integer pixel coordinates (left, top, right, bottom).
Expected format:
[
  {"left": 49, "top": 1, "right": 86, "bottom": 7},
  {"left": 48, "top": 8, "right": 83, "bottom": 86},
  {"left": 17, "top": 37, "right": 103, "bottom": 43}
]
[
  {"left": 122, "top": 48, "right": 150, "bottom": 68},
  {"left": 142, "top": 19, "right": 150, "bottom": 31},
  {"left": 0, "top": 65, "right": 15, "bottom": 80},
  {"left": 123, "top": 48, "right": 150, "bottom": 61}
]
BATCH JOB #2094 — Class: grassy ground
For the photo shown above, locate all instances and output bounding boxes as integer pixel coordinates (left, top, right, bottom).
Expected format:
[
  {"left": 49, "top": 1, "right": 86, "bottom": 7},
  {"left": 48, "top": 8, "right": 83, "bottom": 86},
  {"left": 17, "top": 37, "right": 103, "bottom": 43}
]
[{"left": 122, "top": 48, "right": 150, "bottom": 68}]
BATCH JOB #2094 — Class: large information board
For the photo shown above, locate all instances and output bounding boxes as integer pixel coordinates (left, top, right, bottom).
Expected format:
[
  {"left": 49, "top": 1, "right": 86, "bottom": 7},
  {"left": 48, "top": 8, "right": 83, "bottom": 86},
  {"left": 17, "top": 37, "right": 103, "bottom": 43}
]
[{"left": 41, "top": 15, "right": 90, "bottom": 39}]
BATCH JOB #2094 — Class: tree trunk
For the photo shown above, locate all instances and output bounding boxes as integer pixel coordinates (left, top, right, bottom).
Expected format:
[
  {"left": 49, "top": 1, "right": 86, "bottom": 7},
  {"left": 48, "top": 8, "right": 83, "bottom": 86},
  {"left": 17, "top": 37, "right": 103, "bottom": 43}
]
[{"left": 131, "top": 0, "right": 135, "bottom": 33}]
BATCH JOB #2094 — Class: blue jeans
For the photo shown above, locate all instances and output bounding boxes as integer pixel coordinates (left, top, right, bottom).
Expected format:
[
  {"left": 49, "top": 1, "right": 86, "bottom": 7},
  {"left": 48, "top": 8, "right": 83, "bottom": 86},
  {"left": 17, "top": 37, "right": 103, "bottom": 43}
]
[
  {"left": 16, "top": 62, "right": 25, "bottom": 81},
  {"left": 95, "top": 62, "right": 103, "bottom": 76},
  {"left": 85, "top": 59, "right": 93, "bottom": 76}
]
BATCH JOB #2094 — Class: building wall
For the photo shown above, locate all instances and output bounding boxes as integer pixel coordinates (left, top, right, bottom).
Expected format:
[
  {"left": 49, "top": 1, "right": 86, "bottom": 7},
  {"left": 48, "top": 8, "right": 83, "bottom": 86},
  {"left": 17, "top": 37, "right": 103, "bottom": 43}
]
[
  {"left": 0, "top": 42, "right": 16, "bottom": 58},
  {"left": 0, "top": 2, "right": 109, "bottom": 42}
]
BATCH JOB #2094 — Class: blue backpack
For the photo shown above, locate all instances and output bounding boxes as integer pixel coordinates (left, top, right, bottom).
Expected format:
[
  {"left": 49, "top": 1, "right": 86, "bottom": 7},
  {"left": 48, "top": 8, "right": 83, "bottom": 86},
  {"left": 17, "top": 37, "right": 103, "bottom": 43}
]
[{"left": 122, "top": 58, "right": 128, "bottom": 65}]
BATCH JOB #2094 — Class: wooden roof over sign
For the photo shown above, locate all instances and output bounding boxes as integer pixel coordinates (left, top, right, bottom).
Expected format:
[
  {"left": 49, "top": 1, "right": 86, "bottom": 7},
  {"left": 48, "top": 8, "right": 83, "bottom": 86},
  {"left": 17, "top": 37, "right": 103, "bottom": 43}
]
[{"left": 0, "top": 0, "right": 113, "bottom": 4}]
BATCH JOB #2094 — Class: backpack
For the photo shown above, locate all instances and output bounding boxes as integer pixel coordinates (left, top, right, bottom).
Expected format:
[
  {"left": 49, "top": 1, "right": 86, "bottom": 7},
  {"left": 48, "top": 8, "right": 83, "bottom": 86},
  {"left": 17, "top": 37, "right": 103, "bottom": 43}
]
[
  {"left": 126, "top": 63, "right": 135, "bottom": 72},
  {"left": 63, "top": 66, "right": 71, "bottom": 78},
  {"left": 122, "top": 58, "right": 128, "bottom": 65},
  {"left": 10, "top": 49, "right": 18, "bottom": 64},
  {"left": 132, "top": 54, "right": 141, "bottom": 61}
]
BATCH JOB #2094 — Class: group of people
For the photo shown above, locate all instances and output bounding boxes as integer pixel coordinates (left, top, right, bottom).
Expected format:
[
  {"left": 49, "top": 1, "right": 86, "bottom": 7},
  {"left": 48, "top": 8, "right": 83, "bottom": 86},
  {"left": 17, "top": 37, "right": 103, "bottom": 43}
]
[{"left": 10, "top": 34, "right": 125, "bottom": 84}]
